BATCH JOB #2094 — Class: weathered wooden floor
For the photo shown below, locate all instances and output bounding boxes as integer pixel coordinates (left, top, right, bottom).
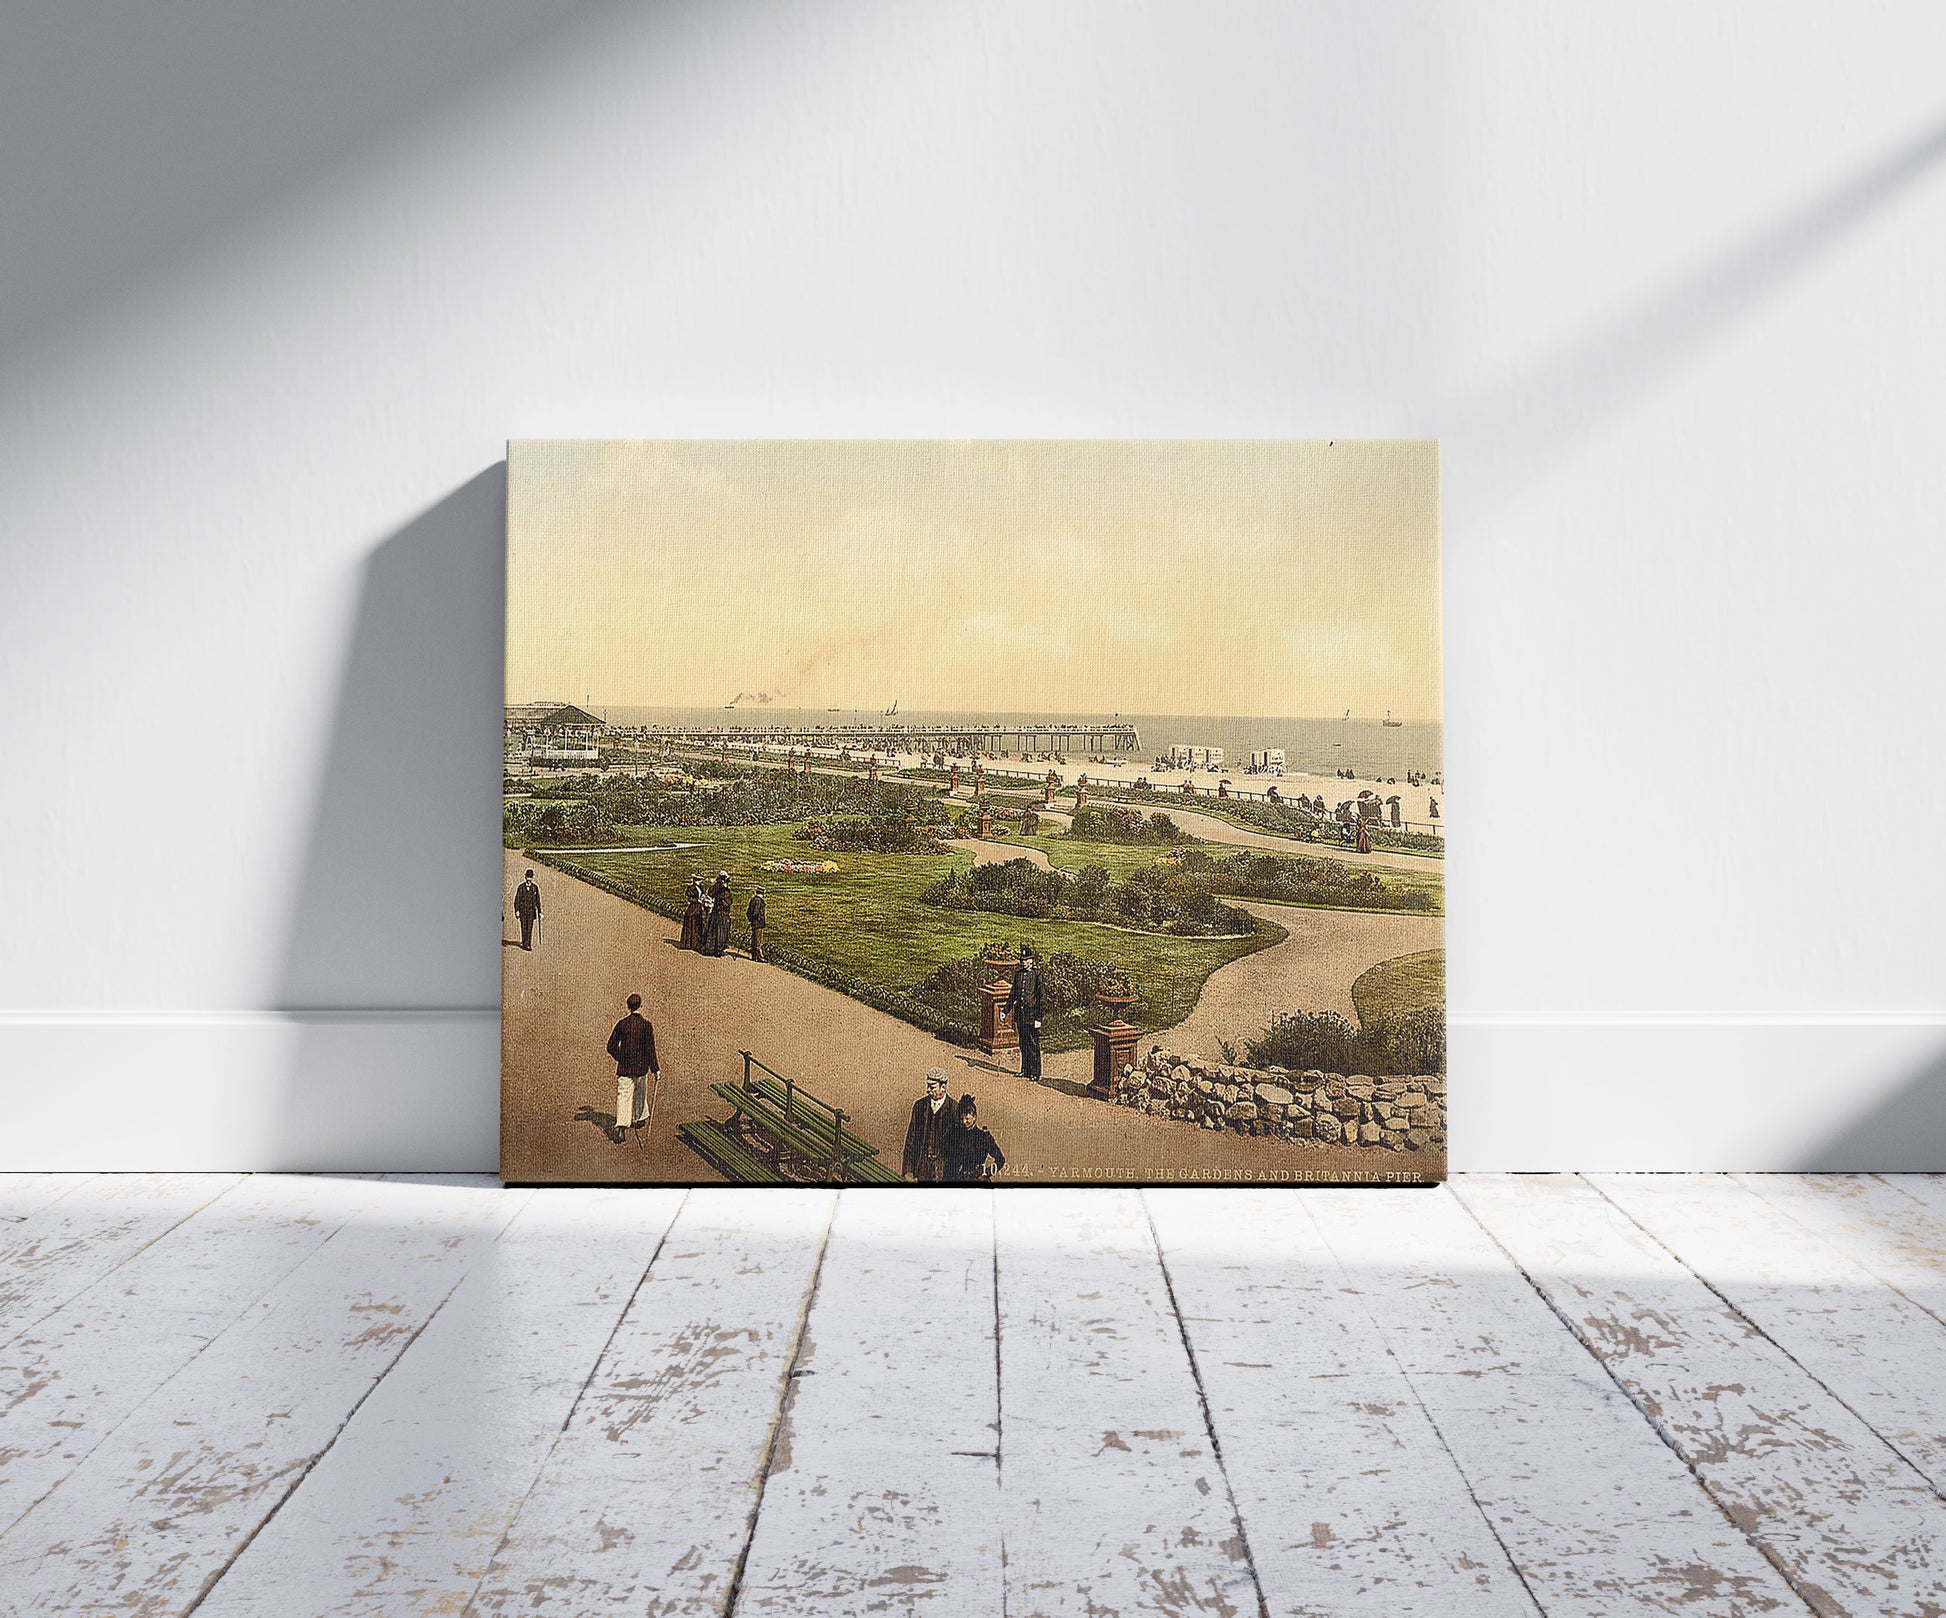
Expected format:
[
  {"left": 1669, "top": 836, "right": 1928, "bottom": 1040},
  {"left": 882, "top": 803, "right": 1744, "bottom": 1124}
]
[{"left": 2, "top": 1175, "right": 1943, "bottom": 1616}]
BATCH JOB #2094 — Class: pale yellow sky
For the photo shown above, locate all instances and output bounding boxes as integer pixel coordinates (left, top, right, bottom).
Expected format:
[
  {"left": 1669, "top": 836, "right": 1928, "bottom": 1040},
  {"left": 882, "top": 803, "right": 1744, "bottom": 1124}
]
[{"left": 507, "top": 440, "right": 1440, "bottom": 721}]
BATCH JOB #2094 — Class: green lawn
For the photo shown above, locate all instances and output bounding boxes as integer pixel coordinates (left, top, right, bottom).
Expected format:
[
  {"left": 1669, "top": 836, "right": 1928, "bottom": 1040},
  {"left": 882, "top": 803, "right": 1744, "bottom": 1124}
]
[
  {"left": 533, "top": 821, "right": 1280, "bottom": 1049},
  {"left": 1351, "top": 950, "right": 1446, "bottom": 1025}
]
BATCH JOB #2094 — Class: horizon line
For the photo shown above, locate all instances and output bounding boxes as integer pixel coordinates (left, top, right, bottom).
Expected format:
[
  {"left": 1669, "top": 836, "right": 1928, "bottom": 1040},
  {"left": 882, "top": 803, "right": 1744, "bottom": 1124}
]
[{"left": 508, "top": 699, "right": 1444, "bottom": 726}]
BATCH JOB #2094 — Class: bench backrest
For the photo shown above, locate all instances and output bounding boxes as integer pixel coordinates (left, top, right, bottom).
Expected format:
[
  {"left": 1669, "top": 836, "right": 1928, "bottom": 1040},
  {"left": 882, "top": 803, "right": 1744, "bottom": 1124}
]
[{"left": 740, "top": 1051, "right": 848, "bottom": 1137}]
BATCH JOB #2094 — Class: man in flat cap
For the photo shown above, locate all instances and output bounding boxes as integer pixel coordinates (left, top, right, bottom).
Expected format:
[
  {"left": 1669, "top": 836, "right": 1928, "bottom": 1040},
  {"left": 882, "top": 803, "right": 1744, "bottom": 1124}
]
[{"left": 902, "top": 1068, "right": 958, "bottom": 1183}]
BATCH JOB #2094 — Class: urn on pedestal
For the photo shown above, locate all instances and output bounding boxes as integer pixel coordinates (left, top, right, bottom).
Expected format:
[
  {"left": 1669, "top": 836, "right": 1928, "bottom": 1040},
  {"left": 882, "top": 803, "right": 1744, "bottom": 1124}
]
[
  {"left": 976, "top": 944, "right": 1021, "bottom": 1056},
  {"left": 1087, "top": 976, "right": 1140, "bottom": 1100}
]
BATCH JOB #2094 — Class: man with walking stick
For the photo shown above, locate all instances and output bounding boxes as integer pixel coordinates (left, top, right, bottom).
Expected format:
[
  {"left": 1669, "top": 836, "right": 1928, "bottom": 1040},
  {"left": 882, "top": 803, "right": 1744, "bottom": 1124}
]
[
  {"left": 605, "top": 993, "right": 660, "bottom": 1144},
  {"left": 513, "top": 868, "right": 543, "bottom": 950}
]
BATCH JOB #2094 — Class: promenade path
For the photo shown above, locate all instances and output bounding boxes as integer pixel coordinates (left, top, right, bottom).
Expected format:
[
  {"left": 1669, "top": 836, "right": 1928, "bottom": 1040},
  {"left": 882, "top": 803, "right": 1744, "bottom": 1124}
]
[
  {"left": 1029, "top": 803, "right": 1436, "bottom": 872},
  {"left": 503, "top": 851, "right": 1439, "bottom": 1186},
  {"left": 621, "top": 749, "right": 1439, "bottom": 873}
]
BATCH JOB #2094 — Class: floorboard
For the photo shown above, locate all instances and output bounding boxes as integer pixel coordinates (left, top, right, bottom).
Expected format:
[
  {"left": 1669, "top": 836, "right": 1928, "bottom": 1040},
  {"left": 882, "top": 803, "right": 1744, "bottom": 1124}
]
[
  {"left": 463, "top": 1188, "right": 836, "bottom": 1616},
  {"left": 0, "top": 1174, "right": 398, "bottom": 1537},
  {"left": 0, "top": 1173, "right": 95, "bottom": 1223},
  {"left": 0, "top": 1175, "right": 525, "bottom": 1616},
  {"left": 0, "top": 1173, "right": 246, "bottom": 1350},
  {"left": 0, "top": 1173, "right": 1942, "bottom": 1618},
  {"left": 1148, "top": 1187, "right": 1540, "bottom": 1616},
  {"left": 1459, "top": 1174, "right": 1946, "bottom": 1617},
  {"left": 994, "top": 1187, "right": 1262, "bottom": 1618},
  {"left": 1313, "top": 1186, "right": 1808, "bottom": 1616},
  {"left": 192, "top": 1186, "right": 687, "bottom": 1617},
  {"left": 1594, "top": 1173, "right": 1946, "bottom": 1500},
  {"left": 731, "top": 1189, "right": 1003, "bottom": 1616},
  {"left": 1735, "top": 1174, "right": 1946, "bottom": 1326}
]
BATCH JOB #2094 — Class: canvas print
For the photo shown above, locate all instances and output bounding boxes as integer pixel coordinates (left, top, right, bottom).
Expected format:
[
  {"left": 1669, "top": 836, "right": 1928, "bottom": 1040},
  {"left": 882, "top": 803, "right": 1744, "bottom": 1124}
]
[{"left": 503, "top": 440, "right": 1444, "bottom": 1185}]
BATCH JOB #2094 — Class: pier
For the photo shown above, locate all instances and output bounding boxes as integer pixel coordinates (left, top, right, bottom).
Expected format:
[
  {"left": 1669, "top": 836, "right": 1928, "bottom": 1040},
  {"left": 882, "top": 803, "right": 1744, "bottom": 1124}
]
[{"left": 614, "top": 719, "right": 1142, "bottom": 755}]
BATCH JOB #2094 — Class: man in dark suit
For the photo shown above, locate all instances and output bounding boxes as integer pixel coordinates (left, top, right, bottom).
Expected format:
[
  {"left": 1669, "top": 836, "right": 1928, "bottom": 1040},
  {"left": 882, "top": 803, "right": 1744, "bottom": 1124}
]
[
  {"left": 902, "top": 1068, "right": 957, "bottom": 1182},
  {"left": 605, "top": 993, "right": 660, "bottom": 1143},
  {"left": 1007, "top": 947, "right": 1045, "bottom": 1081},
  {"left": 745, "top": 886, "right": 767, "bottom": 962},
  {"left": 513, "top": 869, "right": 543, "bottom": 950}
]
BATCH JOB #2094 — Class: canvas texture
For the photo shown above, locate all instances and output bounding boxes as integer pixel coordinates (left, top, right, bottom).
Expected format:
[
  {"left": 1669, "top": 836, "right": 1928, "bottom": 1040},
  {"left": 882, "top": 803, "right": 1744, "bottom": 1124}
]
[{"left": 502, "top": 440, "right": 1444, "bottom": 1185}]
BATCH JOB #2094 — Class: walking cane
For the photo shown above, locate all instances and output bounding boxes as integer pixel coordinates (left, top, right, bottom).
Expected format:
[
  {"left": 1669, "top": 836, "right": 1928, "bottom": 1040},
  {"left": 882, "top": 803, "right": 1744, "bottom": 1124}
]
[{"left": 639, "top": 1067, "right": 664, "bottom": 1149}]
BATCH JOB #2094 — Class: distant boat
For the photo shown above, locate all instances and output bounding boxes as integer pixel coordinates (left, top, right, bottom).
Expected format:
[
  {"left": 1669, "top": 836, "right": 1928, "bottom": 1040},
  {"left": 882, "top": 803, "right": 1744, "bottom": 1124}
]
[
  {"left": 826, "top": 707, "right": 841, "bottom": 712},
  {"left": 884, "top": 698, "right": 899, "bottom": 716},
  {"left": 1382, "top": 710, "right": 1402, "bottom": 728}
]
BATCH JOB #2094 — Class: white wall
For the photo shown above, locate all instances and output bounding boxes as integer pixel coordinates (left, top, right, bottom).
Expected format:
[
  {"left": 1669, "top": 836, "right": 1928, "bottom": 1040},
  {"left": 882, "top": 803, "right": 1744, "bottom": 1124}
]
[{"left": 4, "top": 1, "right": 1943, "bottom": 1171}]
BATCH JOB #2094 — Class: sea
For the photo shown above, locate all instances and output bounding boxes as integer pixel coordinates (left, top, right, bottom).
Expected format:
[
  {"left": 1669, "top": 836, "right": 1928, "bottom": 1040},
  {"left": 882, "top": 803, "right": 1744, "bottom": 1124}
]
[{"left": 602, "top": 707, "right": 1442, "bottom": 782}]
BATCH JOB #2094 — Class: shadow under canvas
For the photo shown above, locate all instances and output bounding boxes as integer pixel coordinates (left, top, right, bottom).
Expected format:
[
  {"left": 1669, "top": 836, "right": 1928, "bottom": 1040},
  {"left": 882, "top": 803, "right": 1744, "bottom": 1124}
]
[{"left": 270, "top": 464, "right": 507, "bottom": 1170}]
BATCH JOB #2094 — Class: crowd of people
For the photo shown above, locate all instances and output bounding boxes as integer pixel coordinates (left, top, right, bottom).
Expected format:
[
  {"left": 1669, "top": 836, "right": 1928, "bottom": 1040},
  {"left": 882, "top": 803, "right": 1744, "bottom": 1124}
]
[{"left": 679, "top": 871, "right": 767, "bottom": 960}]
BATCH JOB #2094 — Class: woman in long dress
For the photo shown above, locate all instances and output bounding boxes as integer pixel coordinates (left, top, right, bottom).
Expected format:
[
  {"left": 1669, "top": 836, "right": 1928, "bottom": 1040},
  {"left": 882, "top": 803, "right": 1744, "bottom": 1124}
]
[
  {"left": 707, "top": 872, "right": 733, "bottom": 956},
  {"left": 680, "top": 875, "right": 706, "bottom": 951}
]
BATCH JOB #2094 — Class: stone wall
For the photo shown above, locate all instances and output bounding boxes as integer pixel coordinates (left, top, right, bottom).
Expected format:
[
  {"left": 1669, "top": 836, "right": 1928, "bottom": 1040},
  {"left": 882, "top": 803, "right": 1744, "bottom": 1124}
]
[{"left": 1111, "top": 1047, "right": 1446, "bottom": 1152}]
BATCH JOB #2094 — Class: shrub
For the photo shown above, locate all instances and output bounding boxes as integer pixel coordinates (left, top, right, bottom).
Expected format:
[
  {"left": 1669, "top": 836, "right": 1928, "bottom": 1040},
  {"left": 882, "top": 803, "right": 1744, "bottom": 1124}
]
[
  {"left": 907, "top": 949, "right": 1132, "bottom": 1050},
  {"left": 1198, "top": 851, "right": 1431, "bottom": 913},
  {"left": 796, "top": 815, "right": 945, "bottom": 854},
  {"left": 922, "top": 854, "right": 1254, "bottom": 937},
  {"left": 1244, "top": 1007, "right": 1445, "bottom": 1076},
  {"left": 1066, "top": 806, "right": 1183, "bottom": 844}
]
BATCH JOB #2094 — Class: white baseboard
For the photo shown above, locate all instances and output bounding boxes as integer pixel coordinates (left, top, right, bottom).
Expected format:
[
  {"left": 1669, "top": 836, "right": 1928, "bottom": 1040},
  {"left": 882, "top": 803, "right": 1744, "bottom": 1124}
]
[
  {"left": 0, "top": 1013, "right": 1940, "bottom": 1173},
  {"left": 1449, "top": 1016, "right": 1946, "bottom": 1171},
  {"left": 0, "top": 1012, "right": 500, "bottom": 1173}
]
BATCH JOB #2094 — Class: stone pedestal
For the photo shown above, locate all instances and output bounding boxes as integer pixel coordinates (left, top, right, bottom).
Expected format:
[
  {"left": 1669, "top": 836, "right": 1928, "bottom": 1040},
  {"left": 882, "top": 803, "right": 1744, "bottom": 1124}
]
[
  {"left": 1088, "top": 1019, "right": 1140, "bottom": 1099},
  {"left": 977, "top": 951, "right": 1020, "bottom": 1055},
  {"left": 977, "top": 808, "right": 993, "bottom": 838},
  {"left": 977, "top": 951, "right": 1021, "bottom": 1056}
]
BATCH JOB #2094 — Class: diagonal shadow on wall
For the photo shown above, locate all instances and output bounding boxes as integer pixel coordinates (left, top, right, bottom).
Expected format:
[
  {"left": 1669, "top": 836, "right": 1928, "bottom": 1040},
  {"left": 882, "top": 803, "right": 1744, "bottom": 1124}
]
[
  {"left": 1447, "top": 109, "right": 1946, "bottom": 517},
  {"left": 1794, "top": 1048, "right": 1946, "bottom": 1173},
  {"left": 0, "top": 2, "right": 646, "bottom": 378}
]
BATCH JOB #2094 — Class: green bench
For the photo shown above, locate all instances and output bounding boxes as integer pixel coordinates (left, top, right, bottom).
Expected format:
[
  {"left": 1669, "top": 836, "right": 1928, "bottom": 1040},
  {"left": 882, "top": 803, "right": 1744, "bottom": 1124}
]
[
  {"left": 679, "top": 1052, "right": 905, "bottom": 1186},
  {"left": 678, "top": 1119, "right": 788, "bottom": 1186},
  {"left": 743, "top": 1076, "right": 903, "bottom": 1184}
]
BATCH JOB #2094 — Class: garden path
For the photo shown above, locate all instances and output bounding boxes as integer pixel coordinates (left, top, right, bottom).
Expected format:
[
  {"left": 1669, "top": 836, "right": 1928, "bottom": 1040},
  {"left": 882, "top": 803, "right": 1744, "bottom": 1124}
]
[
  {"left": 1161, "top": 900, "right": 1441, "bottom": 1040},
  {"left": 503, "top": 851, "right": 1430, "bottom": 1185},
  {"left": 1028, "top": 800, "right": 1437, "bottom": 871}
]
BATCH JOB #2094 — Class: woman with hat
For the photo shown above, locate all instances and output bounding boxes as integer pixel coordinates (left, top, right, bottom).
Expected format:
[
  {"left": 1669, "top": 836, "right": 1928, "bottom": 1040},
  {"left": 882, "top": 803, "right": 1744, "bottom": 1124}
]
[
  {"left": 944, "top": 1095, "right": 1006, "bottom": 1183},
  {"left": 707, "top": 871, "right": 733, "bottom": 956},
  {"left": 680, "top": 875, "right": 706, "bottom": 951}
]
